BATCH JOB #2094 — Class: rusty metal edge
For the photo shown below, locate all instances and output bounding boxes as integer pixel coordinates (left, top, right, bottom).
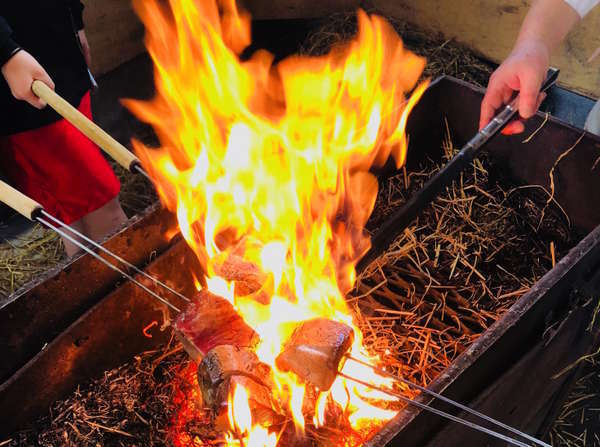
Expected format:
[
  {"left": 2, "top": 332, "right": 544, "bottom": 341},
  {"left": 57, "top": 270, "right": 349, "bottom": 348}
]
[
  {"left": 0, "top": 202, "right": 178, "bottom": 382},
  {"left": 0, "top": 237, "right": 200, "bottom": 438}
]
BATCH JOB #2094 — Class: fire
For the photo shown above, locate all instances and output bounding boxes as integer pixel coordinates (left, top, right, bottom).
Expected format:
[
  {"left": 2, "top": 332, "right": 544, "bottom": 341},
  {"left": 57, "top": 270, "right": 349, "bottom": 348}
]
[
  {"left": 127, "top": 0, "right": 426, "bottom": 444},
  {"left": 227, "top": 384, "right": 279, "bottom": 446}
]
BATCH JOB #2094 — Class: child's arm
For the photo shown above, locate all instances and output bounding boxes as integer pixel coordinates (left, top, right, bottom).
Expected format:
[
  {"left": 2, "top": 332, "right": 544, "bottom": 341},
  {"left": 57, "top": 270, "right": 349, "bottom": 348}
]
[{"left": 0, "top": 15, "right": 54, "bottom": 109}]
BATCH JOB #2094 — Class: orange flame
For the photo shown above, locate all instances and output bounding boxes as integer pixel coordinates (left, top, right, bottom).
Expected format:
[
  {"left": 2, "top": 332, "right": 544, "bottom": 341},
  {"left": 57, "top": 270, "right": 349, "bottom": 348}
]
[{"left": 128, "top": 0, "right": 426, "bottom": 443}]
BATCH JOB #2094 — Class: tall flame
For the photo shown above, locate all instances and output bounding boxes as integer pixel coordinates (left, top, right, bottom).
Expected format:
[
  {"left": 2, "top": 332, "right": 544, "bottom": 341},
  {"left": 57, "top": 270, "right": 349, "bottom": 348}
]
[{"left": 127, "top": 0, "right": 426, "bottom": 444}]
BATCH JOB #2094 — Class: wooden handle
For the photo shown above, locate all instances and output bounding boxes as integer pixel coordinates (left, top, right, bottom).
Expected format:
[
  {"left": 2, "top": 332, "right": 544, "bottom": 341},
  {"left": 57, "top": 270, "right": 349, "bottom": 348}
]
[
  {"left": 31, "top": 80, "right": 141, "bottom": 172},
  {"left": 0, "top": 180, "right": 43, "bottom": 220}
]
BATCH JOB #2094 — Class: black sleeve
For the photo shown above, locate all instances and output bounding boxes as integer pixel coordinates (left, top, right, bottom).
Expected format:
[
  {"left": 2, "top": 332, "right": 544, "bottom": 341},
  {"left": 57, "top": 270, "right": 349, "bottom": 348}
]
[
  {"left": 0, "top": 16, "right": 20, "bottom": 68},
  {"left": 69, "top": 1, "right": 85, "bottom": 31}
]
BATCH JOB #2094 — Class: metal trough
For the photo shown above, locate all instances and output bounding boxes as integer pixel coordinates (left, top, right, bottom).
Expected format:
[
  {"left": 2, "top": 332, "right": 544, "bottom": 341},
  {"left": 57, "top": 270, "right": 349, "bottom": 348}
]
[{"left": 2, "top": 77, "right": 600, "bottom": 445}]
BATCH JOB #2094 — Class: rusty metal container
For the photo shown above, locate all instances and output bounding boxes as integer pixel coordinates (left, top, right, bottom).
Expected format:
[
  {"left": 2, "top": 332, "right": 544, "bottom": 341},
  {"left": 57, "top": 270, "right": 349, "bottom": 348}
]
[{"left": 1, "top": 77, "right": 600, "bottom": 445}]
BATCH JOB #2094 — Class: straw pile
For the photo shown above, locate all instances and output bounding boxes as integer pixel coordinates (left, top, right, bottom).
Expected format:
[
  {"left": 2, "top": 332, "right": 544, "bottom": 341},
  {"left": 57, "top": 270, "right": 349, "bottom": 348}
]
[
  {"left": 2, "top": 124, "right": 574, "bottom": 446},
  {"left": 302, "top": 13, "right": 495, "bottom": 86},
  {"left": 350, "top": 130, "right": 571, "bottom": 386},
  {"left": 3, "top": 337, "right": 190, "bottom": 447}
]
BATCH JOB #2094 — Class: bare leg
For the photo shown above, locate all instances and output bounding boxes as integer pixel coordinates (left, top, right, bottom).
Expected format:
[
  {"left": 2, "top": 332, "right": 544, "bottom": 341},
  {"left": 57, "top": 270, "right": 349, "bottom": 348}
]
[
  {"left": 61, "top": 219, "right": 87, "bottom": 257},
  {"left": 81, "top": 197, "right": 128, "bottom": 243}
]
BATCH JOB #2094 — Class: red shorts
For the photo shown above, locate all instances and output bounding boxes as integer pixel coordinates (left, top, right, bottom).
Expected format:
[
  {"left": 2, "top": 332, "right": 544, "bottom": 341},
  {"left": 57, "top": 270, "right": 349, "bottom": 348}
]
[{"left": 1, "top": 92, "right": 121, "bottom": 224}]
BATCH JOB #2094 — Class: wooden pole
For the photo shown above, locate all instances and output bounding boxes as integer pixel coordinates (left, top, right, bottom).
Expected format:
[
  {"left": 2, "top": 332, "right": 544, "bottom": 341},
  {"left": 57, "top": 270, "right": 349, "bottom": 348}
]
[
  {"left": 31, "top": 80, "right": 141, "bottom": 172},
  {"left": 0, "top": 180, "right": 43, "bottom": 220}
]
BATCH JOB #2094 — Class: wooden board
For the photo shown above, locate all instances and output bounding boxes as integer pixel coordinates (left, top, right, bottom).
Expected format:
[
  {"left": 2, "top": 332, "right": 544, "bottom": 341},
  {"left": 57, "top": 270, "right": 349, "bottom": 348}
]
[
  {"left": 372, "top": 0, "right": 600, "bottom": 97},
  {"left": 82, "top": 0, "right": 146, "bottom": 75}
]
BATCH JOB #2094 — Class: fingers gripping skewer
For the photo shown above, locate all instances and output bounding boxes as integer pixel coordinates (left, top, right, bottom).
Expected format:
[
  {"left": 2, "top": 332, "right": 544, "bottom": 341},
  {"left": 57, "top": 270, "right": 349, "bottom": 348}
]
[
  {"left": 358, "top": 68, "right": 560, "bottom": 270},
  {"left": 31, "top": 80, "right": 149, "bottom": 179},
  {"left": 28, "top": 81, "right": 187, "bottom": 303},
  {"left": 0, "top": 179, "right": 184, "bottom": 313}
]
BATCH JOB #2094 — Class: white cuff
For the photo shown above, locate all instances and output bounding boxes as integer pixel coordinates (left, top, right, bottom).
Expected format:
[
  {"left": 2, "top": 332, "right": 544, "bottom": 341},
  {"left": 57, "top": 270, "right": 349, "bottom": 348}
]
[{"left": 563, "top": 0, "right": 600, "bottom": 17}]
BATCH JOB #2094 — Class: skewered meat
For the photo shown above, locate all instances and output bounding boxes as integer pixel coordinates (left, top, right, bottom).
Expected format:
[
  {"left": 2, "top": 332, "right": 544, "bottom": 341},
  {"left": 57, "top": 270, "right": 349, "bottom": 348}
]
[
  {"left": 276, "top": 318, "right": 354, "bottom": 391},
  {"left": 214, "top": 254, "right": 267, "bottom": 297},
  {"left": 174, "top": 290, "right": 258, "bottom": 361},
  {"left": 197, "top": 345, "right": 277, "bottom": 429}
]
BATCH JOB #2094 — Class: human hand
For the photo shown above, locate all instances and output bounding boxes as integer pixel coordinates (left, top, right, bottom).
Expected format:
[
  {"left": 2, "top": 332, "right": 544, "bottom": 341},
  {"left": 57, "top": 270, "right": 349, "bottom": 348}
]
[
  {"left": 1, "top": 50, "right": 55, "bottom": 109},
  {"left": 77, "top": 29, "right": 92, "bottom": 67},
  {"left": 480, "top": 39, "right": 549, "bottom": 135}
]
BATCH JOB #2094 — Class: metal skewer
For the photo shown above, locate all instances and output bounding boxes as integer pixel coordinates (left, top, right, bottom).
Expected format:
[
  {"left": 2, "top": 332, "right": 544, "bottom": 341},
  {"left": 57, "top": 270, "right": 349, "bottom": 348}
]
[
  {"left": 42, "top": 217, "right": 182, "bottom": 313},
  {"left": 27, "top": 81, "right": 195, "bottom": 306},
  {"left": 0, "top": 179, "right": 184, "bottom": 313},
  {"left": 40, "top": 210, "right": 190, "bottom": 304},
  {"left": 337, "top": 371, "right": 534, "bottom": 447},
  {"left": 38, "top": 216, "right": 181, "bottom": 313},
  {"left": 343, "top": 354, "right": 550, "bottom": 447}
]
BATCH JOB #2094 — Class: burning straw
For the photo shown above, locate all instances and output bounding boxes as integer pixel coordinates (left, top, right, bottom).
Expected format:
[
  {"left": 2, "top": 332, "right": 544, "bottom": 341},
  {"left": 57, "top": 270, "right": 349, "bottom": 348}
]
[{"left": 3, "top": 129, "right": 575, "bottom": 446}]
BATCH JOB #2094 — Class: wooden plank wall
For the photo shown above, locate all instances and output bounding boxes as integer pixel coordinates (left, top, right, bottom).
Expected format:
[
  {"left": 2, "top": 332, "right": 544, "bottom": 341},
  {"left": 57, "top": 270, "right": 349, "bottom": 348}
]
[
  {"left": 372, "top": 0, "right": 600, "bottom": 97},
  {"left": 81, "top": 0, "right": 145, "bottom": 76}
]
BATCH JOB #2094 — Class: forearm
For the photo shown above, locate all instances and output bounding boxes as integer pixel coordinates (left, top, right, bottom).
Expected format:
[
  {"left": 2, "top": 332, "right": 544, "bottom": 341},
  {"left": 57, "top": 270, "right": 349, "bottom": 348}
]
[{"left": 516, "top": 0, "right": 581, "bottom": 53}]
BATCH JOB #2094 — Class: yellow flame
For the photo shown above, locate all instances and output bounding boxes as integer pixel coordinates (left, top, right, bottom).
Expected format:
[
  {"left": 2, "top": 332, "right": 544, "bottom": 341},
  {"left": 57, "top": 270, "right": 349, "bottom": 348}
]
[
  {"left": 314, "top": 392, "right": 328, "bottom": 428},
  {"left": 206, "top": 276, "right": 235, "bottom": 304},
  {"left": 290, "top": 384, "right": 306, "bottom": 433},
  {"left": 129, "top": 0, "right": 426, "bottom": 443},
  {"left": 227, "top": 384, "right": 278, "bottom": 447}
]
